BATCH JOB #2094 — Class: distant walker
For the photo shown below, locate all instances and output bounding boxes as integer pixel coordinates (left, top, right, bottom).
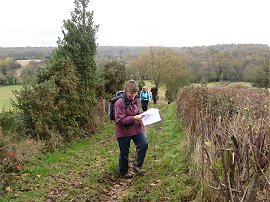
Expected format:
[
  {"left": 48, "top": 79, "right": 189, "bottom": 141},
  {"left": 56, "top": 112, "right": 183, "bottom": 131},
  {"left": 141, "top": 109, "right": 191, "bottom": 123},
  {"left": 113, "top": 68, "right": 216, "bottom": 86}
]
[
  {"left": 150, "top": 84, "right": 158, "bottom": 104},
  {"left": 140, "top": 86, "right": 151, "bottom": 111}
]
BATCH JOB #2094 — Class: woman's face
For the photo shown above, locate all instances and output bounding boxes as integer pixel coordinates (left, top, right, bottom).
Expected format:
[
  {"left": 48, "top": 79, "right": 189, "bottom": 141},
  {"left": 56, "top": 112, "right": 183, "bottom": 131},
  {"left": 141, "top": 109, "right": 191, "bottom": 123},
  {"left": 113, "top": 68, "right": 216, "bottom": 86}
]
[{"left": 126, "top": 91, "right": 137, "bottom": 100}]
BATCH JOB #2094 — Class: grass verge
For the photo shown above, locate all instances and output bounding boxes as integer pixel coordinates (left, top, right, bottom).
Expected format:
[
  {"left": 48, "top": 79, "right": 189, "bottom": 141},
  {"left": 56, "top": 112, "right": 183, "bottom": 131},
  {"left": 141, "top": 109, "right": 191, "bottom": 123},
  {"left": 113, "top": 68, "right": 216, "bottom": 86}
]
[
  {"left": 123, "top": 102, "right": 193, "bottom": 201},
  {"left": 0, "top": 123, "right": 119, "bottom": 201}
]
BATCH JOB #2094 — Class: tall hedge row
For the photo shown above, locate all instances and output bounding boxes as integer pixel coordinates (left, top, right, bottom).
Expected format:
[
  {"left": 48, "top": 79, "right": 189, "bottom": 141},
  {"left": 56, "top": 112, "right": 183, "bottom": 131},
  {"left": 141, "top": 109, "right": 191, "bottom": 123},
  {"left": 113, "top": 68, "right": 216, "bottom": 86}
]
[{"left": 176, "top": 86, "right": 270, "bottom": 201}]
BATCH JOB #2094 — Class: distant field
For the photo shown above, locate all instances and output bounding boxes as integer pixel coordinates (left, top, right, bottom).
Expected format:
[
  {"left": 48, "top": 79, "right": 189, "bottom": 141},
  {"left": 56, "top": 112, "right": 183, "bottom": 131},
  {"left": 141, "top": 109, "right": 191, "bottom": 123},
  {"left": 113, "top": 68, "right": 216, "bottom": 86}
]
[
  {"left": 192, "top": 81, "right": 253, "bottom": 88},
  {"left": 16, "top": 59, "right": 42, "bottom": 77},
  {"left": 16, "top": 59, "right": 42, "bottom": 66},
  {"left": 225, "top": 82, "right": 252, "bottom": 87},
  {"left": 0, "top": 85, "right": 22, "bottom": 110}
]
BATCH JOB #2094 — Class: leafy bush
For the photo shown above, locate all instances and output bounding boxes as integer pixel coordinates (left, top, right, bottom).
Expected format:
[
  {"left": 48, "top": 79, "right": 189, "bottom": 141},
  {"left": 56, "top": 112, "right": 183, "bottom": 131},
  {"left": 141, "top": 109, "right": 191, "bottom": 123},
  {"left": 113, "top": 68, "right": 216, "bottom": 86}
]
[
  {"left": 103, "top": 60, "right": 127, "bottom": 99},
  {"left": 0, "top": 110, "right": 25, "bottom": 135},
  {"left": 13, "top": 58, "right": 81, "bottom": 140}
]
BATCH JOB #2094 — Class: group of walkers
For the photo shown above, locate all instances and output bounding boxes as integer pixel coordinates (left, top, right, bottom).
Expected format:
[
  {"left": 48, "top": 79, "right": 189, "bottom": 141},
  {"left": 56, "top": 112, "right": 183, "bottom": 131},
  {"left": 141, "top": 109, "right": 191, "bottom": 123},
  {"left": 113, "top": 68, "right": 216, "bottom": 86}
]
[{"left": 112, "top": 80, "right": 158, "bottom": 178}]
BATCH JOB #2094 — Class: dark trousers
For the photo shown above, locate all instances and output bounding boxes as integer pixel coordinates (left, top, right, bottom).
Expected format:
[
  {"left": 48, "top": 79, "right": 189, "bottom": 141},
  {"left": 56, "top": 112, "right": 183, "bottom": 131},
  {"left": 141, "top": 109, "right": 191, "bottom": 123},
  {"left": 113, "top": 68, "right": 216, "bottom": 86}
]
[
  {"left": 117, "top": 133, "right": 148, "bottom": 175},
  {"left": 152, "top": 94, "right": 157, "bottom": 104},
  {"left": 141, "top": 100, "right": 149, "bottom": 111}
]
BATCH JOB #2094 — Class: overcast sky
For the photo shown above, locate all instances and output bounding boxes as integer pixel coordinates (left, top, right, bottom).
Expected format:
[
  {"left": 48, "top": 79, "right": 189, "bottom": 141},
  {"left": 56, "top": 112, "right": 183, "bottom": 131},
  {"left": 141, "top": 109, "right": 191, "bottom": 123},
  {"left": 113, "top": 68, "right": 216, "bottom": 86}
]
[{"left": 0, "top": 0, "right": 269, "bottom": 47}]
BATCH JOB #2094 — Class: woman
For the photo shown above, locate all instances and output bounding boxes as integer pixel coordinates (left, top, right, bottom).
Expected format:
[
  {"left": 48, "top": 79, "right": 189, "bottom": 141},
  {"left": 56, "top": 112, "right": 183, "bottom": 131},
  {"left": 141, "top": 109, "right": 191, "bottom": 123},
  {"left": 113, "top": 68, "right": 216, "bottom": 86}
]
[
  {"left": 114, "top": 80, "right": 148, "bottom": 178},
  {"left": 140, "top": 86, "right": 151, "bottom": 111}
]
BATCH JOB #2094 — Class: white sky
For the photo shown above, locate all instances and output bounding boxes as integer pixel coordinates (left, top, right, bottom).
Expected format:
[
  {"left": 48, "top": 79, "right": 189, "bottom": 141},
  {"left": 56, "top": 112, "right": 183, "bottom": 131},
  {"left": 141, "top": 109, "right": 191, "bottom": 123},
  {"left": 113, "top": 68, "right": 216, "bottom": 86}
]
[{"left": 0, "top": 0, "right": 269, "bottom": 47}]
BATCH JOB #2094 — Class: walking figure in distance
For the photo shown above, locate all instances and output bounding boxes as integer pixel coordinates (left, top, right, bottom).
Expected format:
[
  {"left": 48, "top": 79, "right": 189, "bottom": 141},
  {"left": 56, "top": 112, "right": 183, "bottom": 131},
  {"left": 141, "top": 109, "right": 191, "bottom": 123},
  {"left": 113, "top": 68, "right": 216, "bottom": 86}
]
[
  {"left": 140, "top": 86, "right": 151, "bottom": 111},
  {"left": 150, "top": 84, "right": 158, "bottom": 104}
]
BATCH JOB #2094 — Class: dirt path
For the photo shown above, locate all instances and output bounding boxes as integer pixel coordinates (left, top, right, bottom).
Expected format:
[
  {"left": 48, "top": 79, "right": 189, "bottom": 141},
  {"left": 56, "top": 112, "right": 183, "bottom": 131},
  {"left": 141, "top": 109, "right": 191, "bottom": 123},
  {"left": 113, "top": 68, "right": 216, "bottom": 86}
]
[
  {"left": 96, "top": 158, "right": 137, "bottom": 202},
  {"left": 97, "top": 177, "right": 133, "bottom": 201},
  {"left": 96, "top": 122, "right": 162, "bottom": 201}
]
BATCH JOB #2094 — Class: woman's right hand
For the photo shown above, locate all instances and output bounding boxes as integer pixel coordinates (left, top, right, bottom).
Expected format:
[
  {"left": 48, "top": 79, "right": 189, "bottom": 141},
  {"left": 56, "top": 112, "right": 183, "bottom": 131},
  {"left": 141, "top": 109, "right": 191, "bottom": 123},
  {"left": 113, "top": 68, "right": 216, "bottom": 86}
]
[{"left": 133, "top": 114, "right": 144, "bottom": 120}]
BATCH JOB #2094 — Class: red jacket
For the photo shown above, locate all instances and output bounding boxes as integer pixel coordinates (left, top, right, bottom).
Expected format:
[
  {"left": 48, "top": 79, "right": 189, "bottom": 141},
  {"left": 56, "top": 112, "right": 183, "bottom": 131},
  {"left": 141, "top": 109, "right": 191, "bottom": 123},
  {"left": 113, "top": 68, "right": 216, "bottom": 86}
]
[{"left": 114, "top": 93, "right": 143, "bottom": 138}]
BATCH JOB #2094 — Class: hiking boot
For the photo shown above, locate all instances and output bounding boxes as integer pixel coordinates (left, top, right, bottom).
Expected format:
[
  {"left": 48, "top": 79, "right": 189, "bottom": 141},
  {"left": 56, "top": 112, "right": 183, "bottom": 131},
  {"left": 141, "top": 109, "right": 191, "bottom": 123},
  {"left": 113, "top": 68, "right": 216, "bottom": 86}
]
[
  {"left": 133, "top": 166, "right": 146, "bottom": 175},
  {"left": 120, "top": 173, "right": 133, "bottom": 179}
]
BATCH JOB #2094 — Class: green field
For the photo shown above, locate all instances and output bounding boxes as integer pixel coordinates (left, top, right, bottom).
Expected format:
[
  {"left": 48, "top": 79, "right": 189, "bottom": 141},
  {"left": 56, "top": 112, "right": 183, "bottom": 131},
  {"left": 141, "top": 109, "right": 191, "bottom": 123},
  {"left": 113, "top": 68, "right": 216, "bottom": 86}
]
[
  {"left": 192, "top": 81, "right": 253, "bottom": 88},
  {"left": 225, "top": 81, "right": 252, "bottom": 87},
  {"left": 0, "top": 85, "right": 22, "bottom": 110}
]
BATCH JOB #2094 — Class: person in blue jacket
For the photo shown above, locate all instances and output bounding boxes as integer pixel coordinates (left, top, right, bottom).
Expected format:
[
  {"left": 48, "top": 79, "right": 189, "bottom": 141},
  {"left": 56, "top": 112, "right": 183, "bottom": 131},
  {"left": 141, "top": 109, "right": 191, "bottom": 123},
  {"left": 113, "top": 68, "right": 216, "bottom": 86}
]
[{"left": 140, "top": 86, "right": 151, "bottom": 111}]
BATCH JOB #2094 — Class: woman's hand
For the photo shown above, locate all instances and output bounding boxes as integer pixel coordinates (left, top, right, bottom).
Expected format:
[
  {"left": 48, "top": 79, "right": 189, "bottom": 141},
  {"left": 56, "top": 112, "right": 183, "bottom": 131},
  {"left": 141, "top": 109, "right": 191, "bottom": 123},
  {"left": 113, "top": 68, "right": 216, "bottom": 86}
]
[{"left": 133, "top": 114, "right": 144, "bottom": 120}]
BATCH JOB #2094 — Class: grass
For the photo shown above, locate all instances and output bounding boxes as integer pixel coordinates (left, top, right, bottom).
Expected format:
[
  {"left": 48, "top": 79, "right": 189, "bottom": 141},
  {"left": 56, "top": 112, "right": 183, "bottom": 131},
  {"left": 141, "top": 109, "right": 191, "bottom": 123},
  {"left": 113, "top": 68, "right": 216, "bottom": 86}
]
[
  {"left": 123, "top": 102, "right": 191, "bottom": 201},
  {"left": 1, "top": 123, "right": 119, "bottom": 201},
  {"left": 225, "top": 81, "right": 252, "bottom": 87},
  {"left": 1, "top": 102, "right": 192, "bottom": 201},
  {"left": 0, "top": 85, "right": 22, "bottom": 110},
  {"left": 192, "top": 81, "right": 253, "bottom": 88}
]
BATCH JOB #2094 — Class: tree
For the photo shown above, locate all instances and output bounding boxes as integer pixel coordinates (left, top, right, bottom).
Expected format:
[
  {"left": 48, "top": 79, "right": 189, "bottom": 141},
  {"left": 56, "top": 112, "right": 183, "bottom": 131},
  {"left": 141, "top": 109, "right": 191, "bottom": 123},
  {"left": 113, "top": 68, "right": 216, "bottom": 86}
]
[
  {"left": 103, "top": 60, "right": 127, "bottom": 98},
  {"left": 162, "top": 51, "right": 190, "bottom": 101},
  {"left": 56, "top": 0, "right": 99, "bottom": 131},
  {"left": 0, "top": 57, "right": 21, "bottom": 84},
  {"left": 130, "top": 47, "right": 190, "bottom": 101},
  {"left": 252, "top": 54, "right": 270, "bottom": 88},
  {"left": 11, "top": 0, "right": 99, "bottom": 140},
  {"left": 130, "top": 47, "right": 168, "bottom": 88},
  {"left": 13, "top": 57, "right": 80, "bottom": 140}
]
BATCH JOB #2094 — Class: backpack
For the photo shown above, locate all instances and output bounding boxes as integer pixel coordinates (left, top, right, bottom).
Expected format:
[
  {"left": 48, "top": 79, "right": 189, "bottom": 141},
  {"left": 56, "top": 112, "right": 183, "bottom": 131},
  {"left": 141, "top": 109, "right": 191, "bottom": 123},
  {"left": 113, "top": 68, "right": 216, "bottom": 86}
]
[{"left": 108, "top": 91, "right": 129, "bottom": 120}]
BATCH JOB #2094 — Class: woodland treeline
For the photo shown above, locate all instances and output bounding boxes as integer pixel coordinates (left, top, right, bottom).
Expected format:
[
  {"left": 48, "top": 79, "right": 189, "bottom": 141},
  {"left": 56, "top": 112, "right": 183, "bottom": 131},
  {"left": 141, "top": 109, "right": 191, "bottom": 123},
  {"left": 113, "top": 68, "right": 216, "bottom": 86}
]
[{"left": 1, "top": 43, "right": 269, "bottom": 87}]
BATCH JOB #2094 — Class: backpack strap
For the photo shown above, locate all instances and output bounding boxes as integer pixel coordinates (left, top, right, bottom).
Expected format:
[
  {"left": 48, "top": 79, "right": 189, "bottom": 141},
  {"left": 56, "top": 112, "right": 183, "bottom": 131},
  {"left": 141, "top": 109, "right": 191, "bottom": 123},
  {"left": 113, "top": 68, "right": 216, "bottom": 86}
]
[{"left": 120, "top": 93, "right": 129, "bottom": 105}]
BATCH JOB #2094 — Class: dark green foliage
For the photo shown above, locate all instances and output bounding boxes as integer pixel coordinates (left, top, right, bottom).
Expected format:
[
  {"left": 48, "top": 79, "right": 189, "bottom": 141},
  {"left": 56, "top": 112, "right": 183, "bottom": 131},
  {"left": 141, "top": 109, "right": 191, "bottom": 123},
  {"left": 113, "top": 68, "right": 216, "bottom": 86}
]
[
  {"left": 164, "top": 72, "right": 191, "bottom": 102},
  {"left": 1, "top": 0, "right": 99, "bottom": 141},
  {"left": 95, "top": 71, "right": 106, "bottom": 99},
  {"left": 103, "top": 60, "right": 127, "bottom": 98},
  {"left": 56, "top": 0, "right": 99, "bottom": 130},
  {"left": 12, "top": 58, "right": 80, "bottom": 140},
  {"left": 252, "top": 55, "right": 270, "bottom": 88},
  {"left": 252, "top": 72, "right": 270, "bottom": 88},
  {"left": 0, "top": 110, "right": 25, "bottom": 135}
]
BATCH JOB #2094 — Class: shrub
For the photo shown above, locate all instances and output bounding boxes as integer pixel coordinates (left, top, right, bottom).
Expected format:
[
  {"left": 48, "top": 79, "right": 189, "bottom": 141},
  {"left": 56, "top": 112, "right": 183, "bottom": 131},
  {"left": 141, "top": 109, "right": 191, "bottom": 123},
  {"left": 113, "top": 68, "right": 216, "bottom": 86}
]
[
  {"left": 13, "top": 58, "right": 81, "bottom": 140},
  {"left": 103, "top": 60, "right": 127, "bottom": 99}
]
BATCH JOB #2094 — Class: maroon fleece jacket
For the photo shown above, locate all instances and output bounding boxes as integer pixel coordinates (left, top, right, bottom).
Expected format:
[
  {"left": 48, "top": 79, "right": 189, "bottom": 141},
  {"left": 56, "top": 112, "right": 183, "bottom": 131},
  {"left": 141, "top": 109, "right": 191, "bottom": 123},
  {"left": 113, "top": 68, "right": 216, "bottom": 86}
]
[{"left": 114, "top": 94, "right": 143, "bottom": 138}]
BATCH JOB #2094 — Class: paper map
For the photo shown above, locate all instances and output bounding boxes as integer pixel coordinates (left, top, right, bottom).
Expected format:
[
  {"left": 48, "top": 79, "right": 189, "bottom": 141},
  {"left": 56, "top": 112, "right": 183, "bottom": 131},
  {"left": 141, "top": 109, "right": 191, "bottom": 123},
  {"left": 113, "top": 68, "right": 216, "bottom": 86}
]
[{"left": 141, "top": 108, "right": 161, "bottom": 126}]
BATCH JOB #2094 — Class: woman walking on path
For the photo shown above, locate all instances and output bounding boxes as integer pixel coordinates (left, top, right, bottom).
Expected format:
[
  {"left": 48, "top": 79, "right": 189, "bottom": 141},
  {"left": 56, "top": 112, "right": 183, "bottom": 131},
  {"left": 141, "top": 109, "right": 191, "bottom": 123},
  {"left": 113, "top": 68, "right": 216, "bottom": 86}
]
[
  {"left": 114, "top": 80, "right": 148, "bottom": 178},
  {"left": 140, "top": 86, "right": 151, "bottom": 112}
]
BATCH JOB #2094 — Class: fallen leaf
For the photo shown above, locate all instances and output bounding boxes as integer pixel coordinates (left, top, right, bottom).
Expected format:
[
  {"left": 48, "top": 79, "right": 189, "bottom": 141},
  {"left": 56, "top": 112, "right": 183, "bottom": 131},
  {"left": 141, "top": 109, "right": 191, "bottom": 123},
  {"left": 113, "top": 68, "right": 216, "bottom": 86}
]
[
  {"left": 16, "top": 163, "right": 22, "bottom": 170},
  {"left": 5, "top": 187, "right": 13, "bottom": 192}
]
